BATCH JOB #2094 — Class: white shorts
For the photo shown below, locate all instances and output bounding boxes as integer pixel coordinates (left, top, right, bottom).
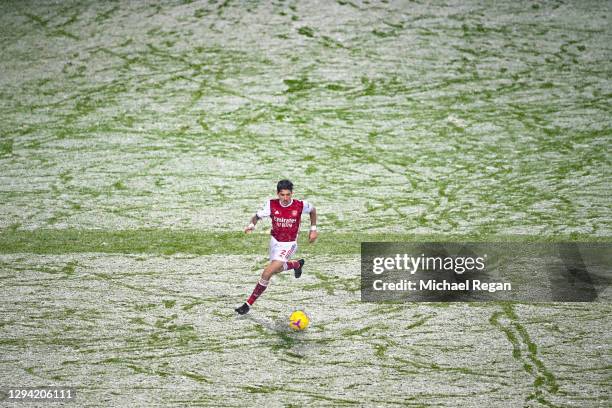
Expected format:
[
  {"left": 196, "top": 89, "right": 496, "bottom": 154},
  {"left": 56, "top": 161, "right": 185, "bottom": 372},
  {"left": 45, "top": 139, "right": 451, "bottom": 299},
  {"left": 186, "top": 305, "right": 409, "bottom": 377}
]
[{"left": 269, "top": 236, "right": 298, "bottom": 262}]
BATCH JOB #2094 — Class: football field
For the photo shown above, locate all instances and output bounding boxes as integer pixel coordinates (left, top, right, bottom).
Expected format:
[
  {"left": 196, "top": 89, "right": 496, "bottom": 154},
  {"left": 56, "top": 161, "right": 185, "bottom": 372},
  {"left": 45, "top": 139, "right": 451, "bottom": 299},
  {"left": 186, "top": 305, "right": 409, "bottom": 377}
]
[{"left": 0, "top": 0, "right": 610, "bottom": 406}]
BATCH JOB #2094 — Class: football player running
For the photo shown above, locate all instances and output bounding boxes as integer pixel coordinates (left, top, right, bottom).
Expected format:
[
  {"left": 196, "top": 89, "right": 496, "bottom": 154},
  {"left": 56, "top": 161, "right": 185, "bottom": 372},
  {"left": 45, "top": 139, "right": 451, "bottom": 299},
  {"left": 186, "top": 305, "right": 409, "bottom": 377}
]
[{"left": 235, "top": 179, "right": 317, "bottom": 315}]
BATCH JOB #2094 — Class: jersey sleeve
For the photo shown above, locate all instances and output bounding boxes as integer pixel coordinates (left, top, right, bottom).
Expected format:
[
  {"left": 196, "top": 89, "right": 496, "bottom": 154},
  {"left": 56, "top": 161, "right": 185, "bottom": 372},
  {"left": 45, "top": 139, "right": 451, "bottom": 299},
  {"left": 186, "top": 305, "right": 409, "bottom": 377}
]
[
  {"left": 302, "top": 200, "right": 313, "bottom": 214},
  {"left": 256, "top": 200, "right": 271, "bottom": 219}
]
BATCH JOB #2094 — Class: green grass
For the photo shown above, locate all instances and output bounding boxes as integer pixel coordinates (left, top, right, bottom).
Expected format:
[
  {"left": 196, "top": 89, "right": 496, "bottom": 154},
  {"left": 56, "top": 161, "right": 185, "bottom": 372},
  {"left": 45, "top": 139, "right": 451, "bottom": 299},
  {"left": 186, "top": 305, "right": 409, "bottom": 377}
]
[{"left": 0, "top": 229, "right": 609, "bottom": 255}]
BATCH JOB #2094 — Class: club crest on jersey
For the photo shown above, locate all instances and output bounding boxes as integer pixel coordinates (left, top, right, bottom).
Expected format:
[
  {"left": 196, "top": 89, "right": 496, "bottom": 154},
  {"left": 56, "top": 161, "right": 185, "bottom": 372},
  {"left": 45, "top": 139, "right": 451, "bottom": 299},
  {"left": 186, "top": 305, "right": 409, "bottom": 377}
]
[{"left": 291, "top": 210, "right": 298, "bottom": 216}]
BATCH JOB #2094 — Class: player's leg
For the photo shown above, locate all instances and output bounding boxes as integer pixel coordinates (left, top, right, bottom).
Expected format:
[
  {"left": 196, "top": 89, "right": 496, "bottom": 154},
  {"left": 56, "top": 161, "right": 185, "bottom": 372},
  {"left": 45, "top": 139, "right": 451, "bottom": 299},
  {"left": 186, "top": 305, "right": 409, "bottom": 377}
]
[
  {"left": 246, "top": 260, "right": 283, "bottom": 305},
  {"left": 277, "top": 242, "right": 305, "bottom": 278},
  {"left": 290, "top": 259, "right": 305, "bottom": 278},
  {"left": 235, "top": 239, "right": 302, "bottom": 315},
  {"left": 235, "top": 238, "right": 287, "bottom": 315},
  {"left": 261, "top": 260, "right": 285, "bottom": 280},
  {"left": 252, "top": 252, "right": 304, "bottom": 305},
  {"left": 235, "top": 260, "right": 284, "bottom": 315}
]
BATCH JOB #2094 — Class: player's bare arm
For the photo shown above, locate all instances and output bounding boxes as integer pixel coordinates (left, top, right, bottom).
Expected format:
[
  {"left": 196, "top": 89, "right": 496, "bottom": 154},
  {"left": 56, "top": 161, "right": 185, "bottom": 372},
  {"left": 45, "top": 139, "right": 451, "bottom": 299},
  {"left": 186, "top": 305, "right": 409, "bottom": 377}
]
[
  {"left": 244, "top": 214, "right": 260, "bottom": 233},
  {"left": 309, "top": 207, "right": 318, "bottom": 243}
]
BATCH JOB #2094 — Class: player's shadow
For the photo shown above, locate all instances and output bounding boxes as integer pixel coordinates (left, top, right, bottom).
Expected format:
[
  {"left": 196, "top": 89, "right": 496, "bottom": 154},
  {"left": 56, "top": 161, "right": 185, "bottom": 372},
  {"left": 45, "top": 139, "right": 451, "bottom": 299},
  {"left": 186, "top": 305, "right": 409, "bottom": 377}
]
[
  {"left": 551, "top": 243, "right": 600, "bottom": 301},
  {"left": 242, "top": 313, "right": 309, "bottom": 354},
  {"left": 243, "top": 313, "right": 287, "bottom": 333}
]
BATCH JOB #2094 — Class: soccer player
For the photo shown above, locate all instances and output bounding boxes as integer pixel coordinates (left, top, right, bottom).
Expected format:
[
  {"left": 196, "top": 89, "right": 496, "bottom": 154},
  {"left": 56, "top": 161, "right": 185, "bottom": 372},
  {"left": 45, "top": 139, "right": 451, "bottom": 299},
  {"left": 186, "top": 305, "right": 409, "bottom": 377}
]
[{"left": 235, "top": 179, "right": 318, "bottom": 315}]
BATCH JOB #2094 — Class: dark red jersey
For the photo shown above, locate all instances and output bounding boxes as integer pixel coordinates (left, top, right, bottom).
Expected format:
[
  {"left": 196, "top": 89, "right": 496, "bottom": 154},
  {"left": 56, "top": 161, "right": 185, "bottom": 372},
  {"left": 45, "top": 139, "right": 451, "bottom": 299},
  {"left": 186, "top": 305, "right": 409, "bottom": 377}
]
[
  {"left": 257, "top": 198, "right": 312, "bottom": 242},
  {"left": 270, "top": 199, "right": 303, "bottom": 242}
]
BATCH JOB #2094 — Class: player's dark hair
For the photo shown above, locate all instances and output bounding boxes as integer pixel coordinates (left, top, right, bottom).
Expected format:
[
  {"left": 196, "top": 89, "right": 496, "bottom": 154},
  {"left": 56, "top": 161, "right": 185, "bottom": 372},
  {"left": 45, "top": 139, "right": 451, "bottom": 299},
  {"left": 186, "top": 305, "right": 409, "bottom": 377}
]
[{"left": 277, "top": 179, "right": 293, "bottom": 192}]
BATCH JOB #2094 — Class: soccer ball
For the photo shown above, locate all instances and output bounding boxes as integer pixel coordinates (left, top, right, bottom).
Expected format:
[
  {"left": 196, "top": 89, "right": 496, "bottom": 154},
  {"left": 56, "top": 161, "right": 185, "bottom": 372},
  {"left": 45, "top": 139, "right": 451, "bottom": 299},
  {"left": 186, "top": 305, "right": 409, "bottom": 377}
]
[{"left": 289, "top": 310, "right": 310, "bottom": 331}]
